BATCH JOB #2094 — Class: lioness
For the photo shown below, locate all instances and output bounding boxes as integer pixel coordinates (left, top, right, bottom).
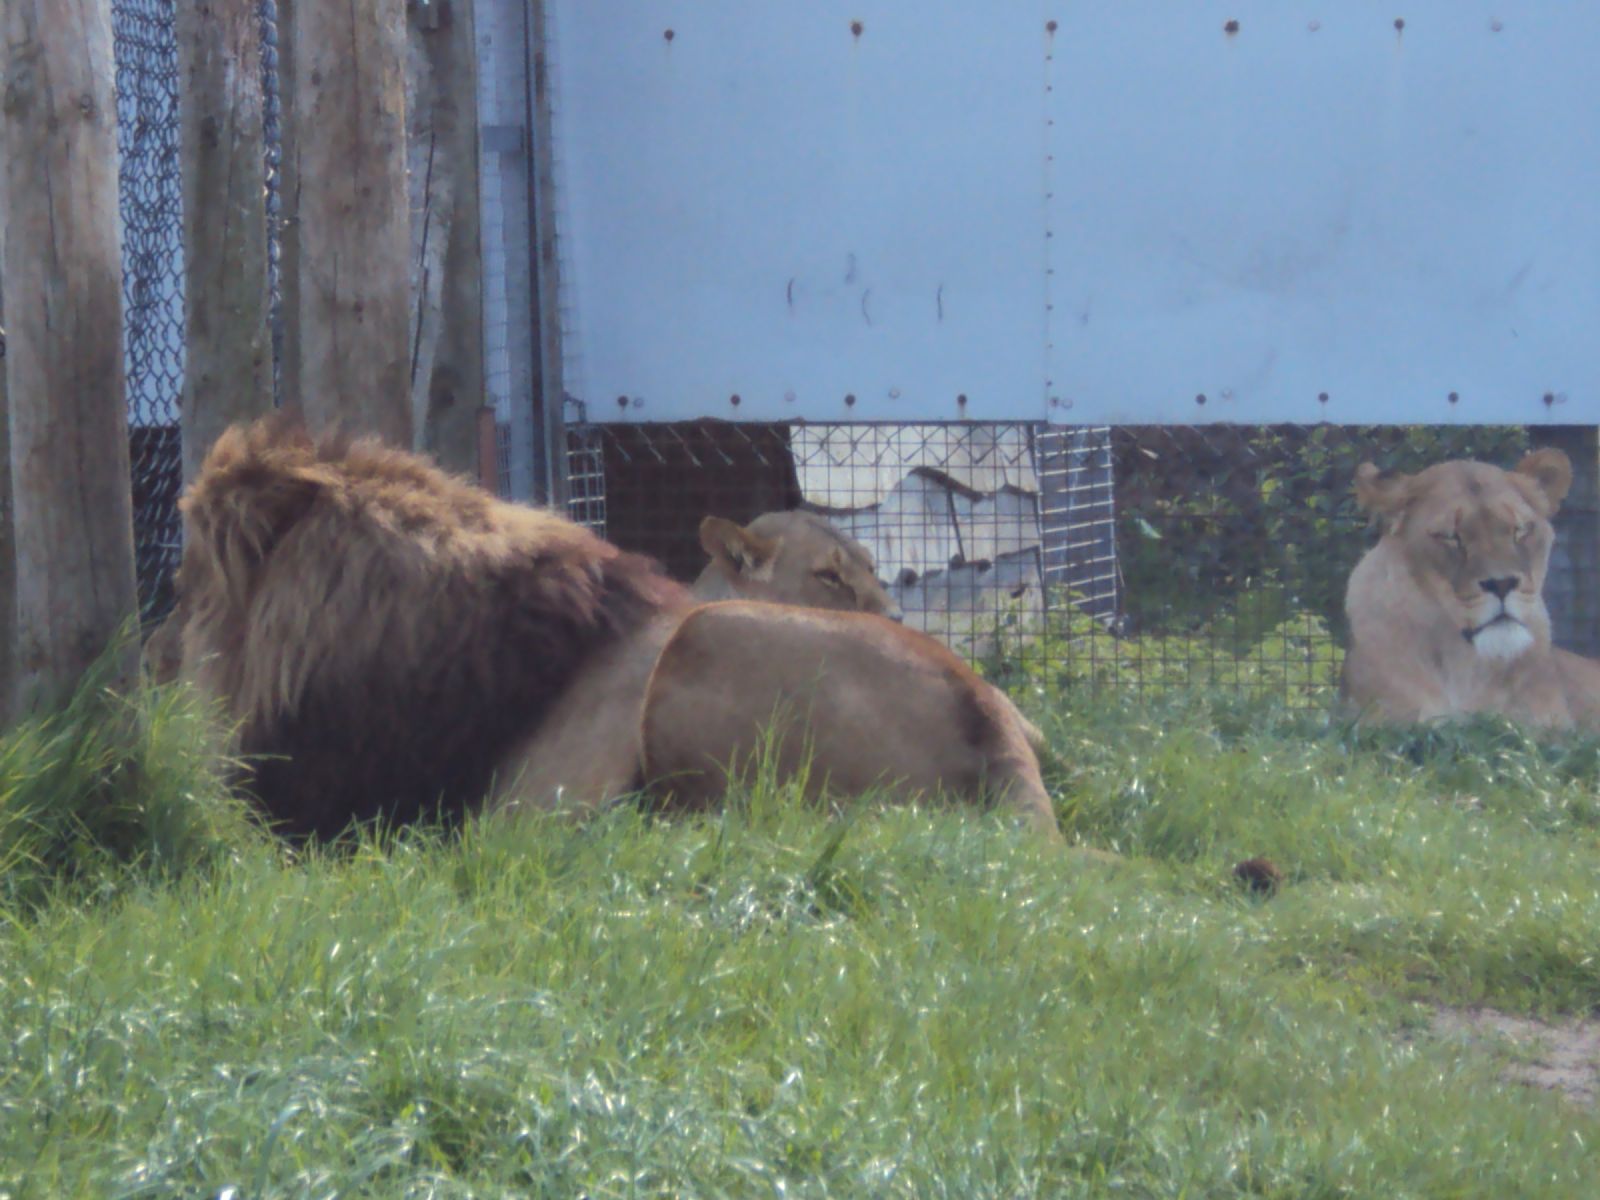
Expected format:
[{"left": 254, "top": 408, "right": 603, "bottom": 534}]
[
  {"left": 1340, "top": 447, "right": 1600, "bottom": 731},
  {"left": 694, "top": 511, "right": 1049, "bottom": 753},
  {"left": 160, "top": 417, "right": 1062, "bottom": 841},
  {"left": 695, "top": 512, "right": 905, "bottom": 621}
]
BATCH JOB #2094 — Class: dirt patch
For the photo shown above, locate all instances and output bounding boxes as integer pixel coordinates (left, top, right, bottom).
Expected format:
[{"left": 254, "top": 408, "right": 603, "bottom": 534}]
[{"left": 1430, "top": 1005, "right": 1600, "bottom": 1107}]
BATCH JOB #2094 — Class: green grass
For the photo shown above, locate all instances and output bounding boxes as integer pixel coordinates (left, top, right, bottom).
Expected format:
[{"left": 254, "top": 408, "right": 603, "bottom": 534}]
[{"left": 3, "top": 678, "right": 1599, "bottom": 1196}]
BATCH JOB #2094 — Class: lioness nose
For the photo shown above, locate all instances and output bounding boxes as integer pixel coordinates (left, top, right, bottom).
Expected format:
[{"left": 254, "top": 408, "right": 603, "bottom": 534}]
[
  {"left": 884, "top": 604, "right": 905, "bottom": 623},
  {"left": 1479, "top": 575, "right": 1520, "bottom": 599}
]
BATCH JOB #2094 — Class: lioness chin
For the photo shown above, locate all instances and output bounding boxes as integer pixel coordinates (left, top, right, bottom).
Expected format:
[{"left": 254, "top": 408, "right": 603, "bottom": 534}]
[{"left": 1339, "top": 447, "right": 1600, "bottom": 732}]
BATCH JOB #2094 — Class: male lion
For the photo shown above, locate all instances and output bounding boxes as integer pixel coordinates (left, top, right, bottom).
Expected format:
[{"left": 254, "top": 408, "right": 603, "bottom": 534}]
[
  {"left": 694, "top": 510, "right": 1049, "bottom": 752},
  {"left": 161, "top": 417, "right": 1060, "bottom": 841},
  {"left": 1339, "top": 447, "right": 1600, "bottom": 731}
]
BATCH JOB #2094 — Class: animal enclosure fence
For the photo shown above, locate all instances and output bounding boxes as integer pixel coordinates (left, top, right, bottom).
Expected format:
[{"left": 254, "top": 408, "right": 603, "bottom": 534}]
[
  {"left": 564, "top": 419, "right": 1600, "bottom": 708},
  {"left": 105, "top": 1, "right": 1600, "bottom": 711},
  {"left": 113, "top": 0, "right": 187, "bottom": 626}
]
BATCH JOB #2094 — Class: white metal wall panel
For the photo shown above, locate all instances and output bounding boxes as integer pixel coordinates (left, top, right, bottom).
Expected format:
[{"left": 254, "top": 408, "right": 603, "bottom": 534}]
[
  {"left": 547, "top": 2, "right": 1600, "bottom": 426},
  {"left": 1045, "top": 3, "right": 1600, "bottom": 425},
  {"left": 550, "top": 0, "right": 1052, "bottom": 424}
]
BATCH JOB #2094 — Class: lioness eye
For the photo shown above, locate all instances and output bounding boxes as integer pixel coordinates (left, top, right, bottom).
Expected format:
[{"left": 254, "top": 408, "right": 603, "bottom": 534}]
[
  {"left": 817, "top": 569, "right": 844, "bottom": 587},
  {"left": 1431, "top": 531, "right": 1462, "bottom": 547},
  {"left": 1514, "top": 522, "right": 1532, "bottom": 541}
]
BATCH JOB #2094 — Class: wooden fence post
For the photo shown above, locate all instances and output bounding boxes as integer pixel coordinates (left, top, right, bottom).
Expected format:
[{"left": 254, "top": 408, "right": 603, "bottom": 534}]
[
  {"left": 175, "top": 0, "right": 273, "bottom": 483},
  {"left": 407, "top": 0, "right": 485, "bottom": 475},
  {"left": 286, "top": 0, "right": 414, "bottom": 447},
  {"left": 2, "top": 0, "right": 141, "bottom": 710},
  {"left": 0, "top": 180, "right": 14, "bottom": 724}
]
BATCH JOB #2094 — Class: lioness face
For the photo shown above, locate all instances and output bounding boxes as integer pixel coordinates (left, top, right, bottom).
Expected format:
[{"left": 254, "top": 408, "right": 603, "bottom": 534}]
[
  {"left": 696, "top": 512, "right": 904, "bottom": 620},
  {"left": 1355, "top": 450, "right": 1572, "bottom": 662}
]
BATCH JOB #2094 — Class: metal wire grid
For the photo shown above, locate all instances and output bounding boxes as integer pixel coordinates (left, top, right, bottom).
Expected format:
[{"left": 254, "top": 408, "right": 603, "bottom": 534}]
[
  {"left": 111, "top": 0, "right": 285, "bottom": 628},
  {"left": 112, "top": 0, "right": 185, "bottom": 626},
  {"left": 564, "top": 424, "right": 608, "bottom": 532},
  {"left": 565, "top": 421, "right": 1107, "bottom": 679},
  {"left": 563, "top": 421, "right": 1596, "bottom": 707}
]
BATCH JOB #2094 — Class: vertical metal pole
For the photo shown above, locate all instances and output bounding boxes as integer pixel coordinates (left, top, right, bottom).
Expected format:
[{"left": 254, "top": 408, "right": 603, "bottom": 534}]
[{"left": 524, "top": 0, "right": 567, "bottom": 508}]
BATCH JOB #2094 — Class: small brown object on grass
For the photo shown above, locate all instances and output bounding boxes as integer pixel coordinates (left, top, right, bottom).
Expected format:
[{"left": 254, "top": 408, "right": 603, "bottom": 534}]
[{"left": 1233, "top": 857, "right": 1283, "bottom": 896}]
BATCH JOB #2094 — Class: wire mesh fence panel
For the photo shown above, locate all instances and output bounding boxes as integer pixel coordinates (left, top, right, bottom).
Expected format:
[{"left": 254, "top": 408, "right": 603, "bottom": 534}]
[
  {"left": 566, "top": 420, "right": 1592, "bottom": 709},
  {"left": 111, "top": 0, "right": 286, "bottom": 630},
  {"left": 112, "top": 0, "right": 186, "bottom": 628},
  {"left": 568, "top": 419, "right": 1093, "bottom": 679}
]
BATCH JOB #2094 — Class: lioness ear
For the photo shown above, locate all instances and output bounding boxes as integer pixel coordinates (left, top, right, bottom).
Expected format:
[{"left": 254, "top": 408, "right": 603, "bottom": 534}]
[
  {"left": 1353, "top": 462, "right": 1414, "bottom": 528},
  {"left": 699, "top": 516, "right": 778, "bottom": 577},
  {"left": 1514, "top": 448, "right": 1572, "bottom": 516}
]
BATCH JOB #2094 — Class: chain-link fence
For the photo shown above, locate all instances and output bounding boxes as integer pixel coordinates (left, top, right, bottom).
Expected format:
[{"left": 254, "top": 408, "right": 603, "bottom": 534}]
[
  {"left": 567, "top": 421, "right": 1598, "bottom": 708},
  {"left": 112, "top": 0, "right": 185, "bottom": 628},
  {"left": 111, "top": 0, "right": 285, "bottom": 630}
]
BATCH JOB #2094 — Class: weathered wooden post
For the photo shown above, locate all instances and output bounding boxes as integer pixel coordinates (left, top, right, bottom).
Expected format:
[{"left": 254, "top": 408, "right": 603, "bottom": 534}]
[
  {"left": 2, "top": 0, "right": 142, "bottom": 710},
  {"left": 406, "top": 0, "right": 486, "bottom": 475},
  {"left": 175, "top": 0, "right": 273, "bottom": 482},
  {"left": 283, "top": 0, "right": 414, "bottom": 446},
  {"left": 0, "top": 184, "right": 15, "bottom": 724}
]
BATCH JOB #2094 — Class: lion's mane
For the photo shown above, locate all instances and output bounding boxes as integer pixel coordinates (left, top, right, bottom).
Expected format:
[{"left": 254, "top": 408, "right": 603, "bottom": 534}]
[{"left": 174, "top": 416, "right": 687, "bottom": 838}]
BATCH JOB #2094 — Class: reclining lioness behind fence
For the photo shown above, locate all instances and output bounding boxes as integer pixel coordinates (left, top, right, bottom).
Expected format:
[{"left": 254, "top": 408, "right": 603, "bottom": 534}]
[{"left": 693, "top": 511, "right": 1049, "bottom": 753}]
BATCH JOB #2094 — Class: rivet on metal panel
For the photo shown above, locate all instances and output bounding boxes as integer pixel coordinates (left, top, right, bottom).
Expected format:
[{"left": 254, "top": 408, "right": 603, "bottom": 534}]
[
  {"left": 1543, "top": 391, "right": 1557, "bottom": 406},
  {"left": 1046, "top": 19, "right": 1057, "bottom": 35},
  {"left": 888, "top": 387, "right": 901, "bottom": 399},
  {"left": 1318, "top": 391, "right": 1330, "bottom": 403},
  {"left": 850, "top": 20, "right": 863, "bottom": 38},
  {"left": 616, "top": 395, "right": 629, "bottom": 409},
  {"left": 663, "top": 28, "right": 674, "bottom": 42},
  {"left": 1195, "top": 393, "right": 1208, "bottom": 406},
  {"left": 845, "top": 394, "right": 857, "bottom": 407},
  {"left": 784, "top": 390, "right": 797, "bottom": 403},
  {"left": 1489, "top": 18, "right": 1504, "bottom": 33},
  {"left": 1224, "top": 19, "right": 1240, "bottom": 35},
  {"left": 1448, "top": 391, "right": 1460, "bottom": 404},
  {"left": 957, "top": 393, "right": 969, "bottom": 407},
  {"left": 730, "top": 393, "right": 742, "bottom": 407},
  {"left": 631, "top": 397, "right": 645, "bottom": 409},
  {"left": 1393, "top": 17, "right": 1405, "bottom": 33}
]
